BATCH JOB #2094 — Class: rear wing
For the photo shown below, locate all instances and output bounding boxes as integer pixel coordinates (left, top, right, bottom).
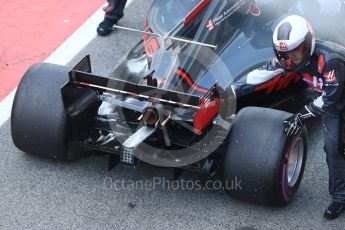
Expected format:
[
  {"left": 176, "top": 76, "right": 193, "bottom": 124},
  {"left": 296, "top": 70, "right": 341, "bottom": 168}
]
[{"left": 68, "top": 55, "right": 220, "bottom": 133}]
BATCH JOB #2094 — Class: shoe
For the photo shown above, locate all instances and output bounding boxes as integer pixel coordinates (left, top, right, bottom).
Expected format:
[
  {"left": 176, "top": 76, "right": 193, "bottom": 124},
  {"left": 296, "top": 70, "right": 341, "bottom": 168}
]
[
  {"left": 324, "top": 202, "right": 345, "bottom": 220},
  {"left": 97, "top": 19, "right": 117, "bottom": 36}
]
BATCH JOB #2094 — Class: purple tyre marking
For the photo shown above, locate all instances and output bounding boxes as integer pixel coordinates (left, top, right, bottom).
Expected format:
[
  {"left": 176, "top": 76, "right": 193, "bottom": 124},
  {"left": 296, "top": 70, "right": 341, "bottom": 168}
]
[{"left": 282, "top": 147, "right": 291, "bottom": 203}]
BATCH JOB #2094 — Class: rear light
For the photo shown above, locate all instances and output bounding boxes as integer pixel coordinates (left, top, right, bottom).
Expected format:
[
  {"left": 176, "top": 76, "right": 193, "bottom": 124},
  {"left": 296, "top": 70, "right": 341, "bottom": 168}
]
[{"left": 121, "top": 146, "right": 135, "bottom": 165}]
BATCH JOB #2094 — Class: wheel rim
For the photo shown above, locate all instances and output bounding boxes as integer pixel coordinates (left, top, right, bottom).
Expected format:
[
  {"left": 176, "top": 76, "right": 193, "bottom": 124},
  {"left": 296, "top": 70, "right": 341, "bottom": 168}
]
[{"left": 286, "top": 136, "right": 304, "bottom": 187}]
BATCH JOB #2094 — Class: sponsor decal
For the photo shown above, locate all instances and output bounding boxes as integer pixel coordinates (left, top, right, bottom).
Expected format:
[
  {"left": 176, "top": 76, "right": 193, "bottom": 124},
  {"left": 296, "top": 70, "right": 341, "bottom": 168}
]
[
  {"left": 206, "top": 0, "right": 246, "bottom": 30},
  {"left": 279, "top": 41, "right": 288, "bottom": 51},
  {"left": 249, "top": 3, "right": 261, "bottom": 16},
  {"left": 324, "top": 70, "right": 337, "bottom": 83},
  {"left": 302, "top": 73, "right": 323, "bottom": 92},
  {"left": 206, "top": 20, "right": 215, "bottom": 31},
  {"left": 193, "top": 84, "right": 220, "bottom": 133}
]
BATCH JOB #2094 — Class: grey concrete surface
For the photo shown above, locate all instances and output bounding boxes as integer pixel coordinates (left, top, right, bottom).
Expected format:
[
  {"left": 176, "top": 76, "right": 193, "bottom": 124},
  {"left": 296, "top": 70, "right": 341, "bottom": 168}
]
[{"left": 1, "top": 0, "right": 345, "bottom": 229}]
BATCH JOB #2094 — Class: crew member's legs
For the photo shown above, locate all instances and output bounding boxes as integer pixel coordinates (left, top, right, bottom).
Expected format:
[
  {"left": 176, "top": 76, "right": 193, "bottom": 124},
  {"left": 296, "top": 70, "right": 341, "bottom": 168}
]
[
  {"left": 97, "top": 0, "right": 127, "bottom": 36},
  {"left": 323, "top": 109, "right": 345, "bottom": 219}
]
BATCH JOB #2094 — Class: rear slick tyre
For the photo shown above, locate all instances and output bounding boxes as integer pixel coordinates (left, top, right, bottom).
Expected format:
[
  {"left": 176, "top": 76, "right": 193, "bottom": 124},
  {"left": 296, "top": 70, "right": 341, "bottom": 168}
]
[
  {"left": 222, "top": 107, "right": 307, "bottom": 206},
  {"left": 11, "top": 63, "right": 70, "bottom": 161}
]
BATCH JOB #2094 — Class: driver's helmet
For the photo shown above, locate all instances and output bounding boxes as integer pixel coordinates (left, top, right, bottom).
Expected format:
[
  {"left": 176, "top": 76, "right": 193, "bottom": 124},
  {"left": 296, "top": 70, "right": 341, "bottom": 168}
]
[{"left": 272, "top": 15, "right": 315, "bottom": 71}]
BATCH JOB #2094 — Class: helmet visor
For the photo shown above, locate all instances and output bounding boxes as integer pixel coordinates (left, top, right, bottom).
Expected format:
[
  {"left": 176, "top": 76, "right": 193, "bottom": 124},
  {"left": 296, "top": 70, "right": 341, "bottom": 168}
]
[{"left": 276, "top": 43, "right": 305, "bottom": 61}]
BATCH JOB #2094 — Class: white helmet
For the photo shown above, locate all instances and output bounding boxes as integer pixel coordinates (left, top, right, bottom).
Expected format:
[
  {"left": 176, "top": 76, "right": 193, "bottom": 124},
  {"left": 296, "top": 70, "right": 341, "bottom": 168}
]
[{"left": 272, "top": 15, "right": 316, "bottom": 70}]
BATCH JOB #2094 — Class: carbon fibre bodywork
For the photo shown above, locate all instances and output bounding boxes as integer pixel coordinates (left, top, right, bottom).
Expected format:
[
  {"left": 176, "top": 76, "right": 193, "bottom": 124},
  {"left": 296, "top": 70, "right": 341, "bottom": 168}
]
[
  {"left": 111, "top": 0, "right": 345, "bottom": 111},
  {"left": 61, "top": 0, "right": 345, "bottom": 167},
  {"left": 11, "top": 0, "right": 345, "bottom": 206}
]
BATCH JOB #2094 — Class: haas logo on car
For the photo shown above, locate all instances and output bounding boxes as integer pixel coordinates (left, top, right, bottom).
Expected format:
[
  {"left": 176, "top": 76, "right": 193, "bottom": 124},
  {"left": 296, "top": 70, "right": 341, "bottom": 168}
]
[{"left": 206, "top": 20, "right": 215, "bottom": 31}]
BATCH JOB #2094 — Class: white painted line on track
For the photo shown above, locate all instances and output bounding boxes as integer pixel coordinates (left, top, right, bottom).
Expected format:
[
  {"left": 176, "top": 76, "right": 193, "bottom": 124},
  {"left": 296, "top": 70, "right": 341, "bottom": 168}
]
[
  {"left": 44, "top": 4, "right": 106, "bottom": 65},
  {"left": 0, "top": 0, "right": 134, "bottom": 127},
  {"left": 0, "top": 89, "right": 16, "bottom": 126}
]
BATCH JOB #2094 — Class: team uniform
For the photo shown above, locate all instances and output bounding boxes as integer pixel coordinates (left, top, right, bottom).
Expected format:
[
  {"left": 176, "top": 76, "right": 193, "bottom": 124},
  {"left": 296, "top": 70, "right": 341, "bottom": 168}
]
[
  {"left": 290, "top": 41, "right": 345, "bottom": 205},
  {"left": 269, "top": 15, "right": 345, "bottom": 219}
]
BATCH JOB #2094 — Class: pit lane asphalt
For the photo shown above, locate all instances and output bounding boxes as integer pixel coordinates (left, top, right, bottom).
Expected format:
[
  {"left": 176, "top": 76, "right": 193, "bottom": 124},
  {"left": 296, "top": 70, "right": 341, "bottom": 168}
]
[{"left": 1, "top": 1, "right": 344, "bottom": 229}]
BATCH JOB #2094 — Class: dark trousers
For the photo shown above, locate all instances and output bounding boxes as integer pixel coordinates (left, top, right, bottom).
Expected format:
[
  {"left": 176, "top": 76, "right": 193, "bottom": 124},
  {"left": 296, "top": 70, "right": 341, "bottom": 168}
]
[
  {"left": 322, "top": 108, "right": 345, "bottom": 203},
  {"left": 104, "top": 0, "right": 127, "bottom": 23}
]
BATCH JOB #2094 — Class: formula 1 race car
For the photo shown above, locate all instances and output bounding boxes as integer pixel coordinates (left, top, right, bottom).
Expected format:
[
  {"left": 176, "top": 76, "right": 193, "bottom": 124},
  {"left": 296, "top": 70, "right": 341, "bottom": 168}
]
[{"left": 11, "top": 0, "right": 345, "bottom": 206}]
